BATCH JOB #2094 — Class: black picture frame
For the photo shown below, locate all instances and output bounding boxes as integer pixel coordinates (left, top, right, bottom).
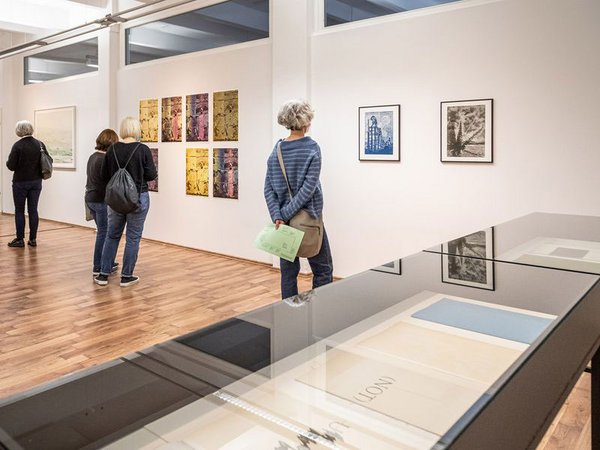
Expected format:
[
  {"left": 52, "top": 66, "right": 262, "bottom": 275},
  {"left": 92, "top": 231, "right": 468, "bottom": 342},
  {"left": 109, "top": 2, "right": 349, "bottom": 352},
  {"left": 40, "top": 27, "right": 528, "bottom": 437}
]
[
  {"left": 440, "top": 98, "right": 493, "bottom": 163},
  {"left": 372, "top": 259, "right": 402, "bottom": 275}
]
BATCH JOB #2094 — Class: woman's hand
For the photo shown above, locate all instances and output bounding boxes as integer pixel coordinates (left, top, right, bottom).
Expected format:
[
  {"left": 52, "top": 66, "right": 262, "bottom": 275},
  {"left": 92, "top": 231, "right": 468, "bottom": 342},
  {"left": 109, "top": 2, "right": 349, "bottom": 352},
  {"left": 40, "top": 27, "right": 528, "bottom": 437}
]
[{"left": 275, "top": 220, "right": 285, "bottom": 230}]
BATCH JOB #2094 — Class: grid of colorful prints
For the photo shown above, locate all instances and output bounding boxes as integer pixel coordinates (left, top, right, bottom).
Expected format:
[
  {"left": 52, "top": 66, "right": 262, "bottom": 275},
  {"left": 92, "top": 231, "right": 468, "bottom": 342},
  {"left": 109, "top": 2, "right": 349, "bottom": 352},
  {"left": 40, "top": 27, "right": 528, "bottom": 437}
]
[
  {"left": 148, "top": 148, "right": 158, "bottom": 192},
  {"left": 213, "top": 148, "right": 238, "bottom": 199},
  {"left": 186, "top": 148, "right": 209, "bottom": 197},
  {"left": 139, "top": 99, "right": 159, "bottom": 142},
  {"left": 213, "top": 90, "right": 239, "bottom": 141},
  {"left": 186, "top": 93, "right": 209, "bottom": 142},
  {"left": 161, "top": 96, "right": 183, "bottom": 142}
]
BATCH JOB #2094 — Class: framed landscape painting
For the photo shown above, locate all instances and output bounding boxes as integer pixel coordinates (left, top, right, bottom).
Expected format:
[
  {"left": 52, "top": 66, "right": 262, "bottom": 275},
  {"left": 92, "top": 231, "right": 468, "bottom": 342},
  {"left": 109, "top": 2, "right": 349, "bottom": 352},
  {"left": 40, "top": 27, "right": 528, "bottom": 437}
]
[
  {"left": 358, "top": 104, "right": 400, "bottom": 161},
  {"left": 441, "top": 228, "right": 495, "bottom": 291},
  {"left": 441, "top": 99, "right": 493, "bottom": 162},
  {"left": 34, "top": 106, "right": 76, "bottom": 169}
]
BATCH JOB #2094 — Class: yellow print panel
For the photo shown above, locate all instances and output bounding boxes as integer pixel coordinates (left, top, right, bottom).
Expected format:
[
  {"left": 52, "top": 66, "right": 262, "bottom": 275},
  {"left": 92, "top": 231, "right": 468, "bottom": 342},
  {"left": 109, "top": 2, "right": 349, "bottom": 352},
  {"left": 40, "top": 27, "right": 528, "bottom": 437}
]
[
  {"left": 186, "top": 148, "right": 209, "bottom": 196},
  {"left": 139, "top": 99, "right": 159, "bottom": 142}
]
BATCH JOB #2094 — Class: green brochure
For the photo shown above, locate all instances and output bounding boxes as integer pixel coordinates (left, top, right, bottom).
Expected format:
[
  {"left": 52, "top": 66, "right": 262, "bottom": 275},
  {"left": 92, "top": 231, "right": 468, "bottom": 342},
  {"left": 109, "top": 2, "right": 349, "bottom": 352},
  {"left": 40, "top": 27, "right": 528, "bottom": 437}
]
[{"left": 255, "top": 224, "right": 304, "bottom": 262}]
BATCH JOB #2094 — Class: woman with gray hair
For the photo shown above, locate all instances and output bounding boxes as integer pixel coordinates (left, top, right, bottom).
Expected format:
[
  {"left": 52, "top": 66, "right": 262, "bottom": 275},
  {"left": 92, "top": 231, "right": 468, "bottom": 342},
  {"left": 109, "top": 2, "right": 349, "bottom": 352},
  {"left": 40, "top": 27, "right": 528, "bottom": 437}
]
[
  {"left": 5, "top": 120, "right": 49, "bottom": 248},
  {"left": 264, "top": 99, "right": 333, "bottom": 299}
]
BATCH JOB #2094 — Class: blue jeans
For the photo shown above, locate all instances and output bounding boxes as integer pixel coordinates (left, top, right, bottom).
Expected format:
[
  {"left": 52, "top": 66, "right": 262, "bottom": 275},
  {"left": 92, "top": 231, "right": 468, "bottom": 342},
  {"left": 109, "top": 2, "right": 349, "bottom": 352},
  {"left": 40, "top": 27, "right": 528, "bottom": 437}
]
[
  {"left": 12, "top": 179, "right": 42, "bottom": 240},
  {"left": 86, "top": 201, "right": 109, "bottom": 272},
  {"left": 100, "top": 192, "right": 150, "bottom": 277},
  {"left": 280, "top": 228, "right": 333, "bottom": 299}
]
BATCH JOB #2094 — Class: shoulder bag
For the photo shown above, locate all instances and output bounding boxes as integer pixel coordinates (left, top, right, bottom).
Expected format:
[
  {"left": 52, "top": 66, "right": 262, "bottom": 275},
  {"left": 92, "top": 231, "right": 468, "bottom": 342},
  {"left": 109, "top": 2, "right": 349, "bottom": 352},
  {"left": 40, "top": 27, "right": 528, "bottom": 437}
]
[
  {"left": 276, "top": 142, "right": 324, "bottom": 258},
  {"left": 39, "top": 141, "right": 53, "bottom": 180}
]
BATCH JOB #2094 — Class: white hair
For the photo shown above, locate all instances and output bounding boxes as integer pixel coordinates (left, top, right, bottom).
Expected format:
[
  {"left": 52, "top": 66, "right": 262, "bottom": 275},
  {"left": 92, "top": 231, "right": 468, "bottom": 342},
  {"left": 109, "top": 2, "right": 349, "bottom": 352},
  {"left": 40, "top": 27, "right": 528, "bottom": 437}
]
[
  {"left": 119, "top": 116, "right": 141, "bottom": 140},
  {"left": 15, "top": 120, "right": 34, "bottom": 137},
  {"left": 277, "top": 99, "right": 314, "bottom": 130}
]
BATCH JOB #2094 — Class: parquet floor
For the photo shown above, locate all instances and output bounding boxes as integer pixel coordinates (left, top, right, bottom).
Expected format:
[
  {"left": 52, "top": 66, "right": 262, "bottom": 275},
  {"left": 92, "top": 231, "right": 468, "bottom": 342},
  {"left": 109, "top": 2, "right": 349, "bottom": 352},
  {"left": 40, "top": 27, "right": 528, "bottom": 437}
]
[{"left": 0, "top": 213, "right": 591, "bottom": 449}]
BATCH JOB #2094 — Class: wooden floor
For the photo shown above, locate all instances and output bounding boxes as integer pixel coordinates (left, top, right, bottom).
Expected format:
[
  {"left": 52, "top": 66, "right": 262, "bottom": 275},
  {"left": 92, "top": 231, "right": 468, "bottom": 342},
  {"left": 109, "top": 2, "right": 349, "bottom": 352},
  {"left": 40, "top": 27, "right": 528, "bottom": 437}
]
[{"left": 0, "top": 214, "right": 590, "bottom": 449}]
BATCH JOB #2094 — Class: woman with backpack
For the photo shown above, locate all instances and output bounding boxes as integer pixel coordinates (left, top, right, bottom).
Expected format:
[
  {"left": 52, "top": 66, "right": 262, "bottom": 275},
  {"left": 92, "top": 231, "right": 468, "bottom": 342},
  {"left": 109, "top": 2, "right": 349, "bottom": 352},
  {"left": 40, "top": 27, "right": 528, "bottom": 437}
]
[
  {"left": 94, "top": 117, "right": 157, "bottom": 287},
  {"left": 6, "top": 120, "right": 49, "bottom": 248}
]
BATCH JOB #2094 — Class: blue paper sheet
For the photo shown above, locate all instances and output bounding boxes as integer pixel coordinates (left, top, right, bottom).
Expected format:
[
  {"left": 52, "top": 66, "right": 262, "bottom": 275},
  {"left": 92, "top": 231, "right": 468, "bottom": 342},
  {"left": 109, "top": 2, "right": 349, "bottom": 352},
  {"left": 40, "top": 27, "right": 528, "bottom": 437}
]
[{"left": 411, "top": 298, "right": 553, "bottom": 344}]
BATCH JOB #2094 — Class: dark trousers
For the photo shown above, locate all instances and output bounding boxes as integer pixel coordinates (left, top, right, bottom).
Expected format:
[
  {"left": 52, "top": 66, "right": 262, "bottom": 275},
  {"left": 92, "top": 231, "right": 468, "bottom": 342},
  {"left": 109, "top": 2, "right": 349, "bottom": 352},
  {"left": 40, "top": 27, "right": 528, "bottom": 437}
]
[
  {"left": 280, "top": 229, "right": 334, "bottom": 299},
  {"left": 12, "top": 179, "right": 42, "bottom": 240}
]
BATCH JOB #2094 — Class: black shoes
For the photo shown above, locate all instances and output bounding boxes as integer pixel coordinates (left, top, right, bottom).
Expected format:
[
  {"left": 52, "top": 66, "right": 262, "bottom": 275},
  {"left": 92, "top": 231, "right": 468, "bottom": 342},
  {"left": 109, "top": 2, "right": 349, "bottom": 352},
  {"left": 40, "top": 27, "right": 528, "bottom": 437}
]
[
  {"left": 8, "top": 239, "right": 25, "bottom": 248},
  {"left": 120, "top": 276, "right": 139, "bottom": 287},
  {"left": 93, "top": 263, "right": 119, "bottom": 277},
  {"left": 27, "top": 240, "right": 37, "bottom": 247},
  {"left": 94, "top": 274, "right": 109, "bottom": 286}
]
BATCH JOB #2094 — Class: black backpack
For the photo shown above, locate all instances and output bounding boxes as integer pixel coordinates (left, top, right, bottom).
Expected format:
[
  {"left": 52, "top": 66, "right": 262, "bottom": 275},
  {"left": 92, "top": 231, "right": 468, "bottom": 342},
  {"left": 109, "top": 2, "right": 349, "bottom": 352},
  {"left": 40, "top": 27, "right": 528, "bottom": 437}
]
[{"left": 105, "top": 144, "right": 140, "bottom": 214}]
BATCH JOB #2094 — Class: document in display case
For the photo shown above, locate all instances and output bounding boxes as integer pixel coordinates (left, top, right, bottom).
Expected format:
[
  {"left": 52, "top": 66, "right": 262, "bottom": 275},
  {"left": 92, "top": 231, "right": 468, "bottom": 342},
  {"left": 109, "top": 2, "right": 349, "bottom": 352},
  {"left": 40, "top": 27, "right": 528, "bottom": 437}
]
[
  {"left": 108, "top": 292, "right": 556, "bottom": 450},
  {"left": 499, "top": 237, "right": 600, "bottom": 273}
]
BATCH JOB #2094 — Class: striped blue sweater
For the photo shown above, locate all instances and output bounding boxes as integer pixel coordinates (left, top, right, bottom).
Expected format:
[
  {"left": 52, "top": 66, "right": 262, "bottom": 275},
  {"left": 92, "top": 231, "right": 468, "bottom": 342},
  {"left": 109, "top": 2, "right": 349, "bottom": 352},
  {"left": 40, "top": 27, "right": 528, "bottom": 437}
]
[{"left": 264, "top": 136, "right": 323, "bottom": 222}]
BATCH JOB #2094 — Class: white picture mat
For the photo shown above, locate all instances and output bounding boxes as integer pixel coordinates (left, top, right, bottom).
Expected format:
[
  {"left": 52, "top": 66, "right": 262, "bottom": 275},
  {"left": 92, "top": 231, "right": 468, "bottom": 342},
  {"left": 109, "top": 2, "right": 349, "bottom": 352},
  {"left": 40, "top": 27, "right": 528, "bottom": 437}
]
[
  {"left": 359, "top": 104, "right": 400, "bottom": 160},
  {"left": 441, "top": 99, "right": 492, "bottom": 162},
  {"left": 34, "top": 106, "right": 76, "bottom": 169},
  {"left": 498, "top": 237, "right": 600, "bottom": 273}
]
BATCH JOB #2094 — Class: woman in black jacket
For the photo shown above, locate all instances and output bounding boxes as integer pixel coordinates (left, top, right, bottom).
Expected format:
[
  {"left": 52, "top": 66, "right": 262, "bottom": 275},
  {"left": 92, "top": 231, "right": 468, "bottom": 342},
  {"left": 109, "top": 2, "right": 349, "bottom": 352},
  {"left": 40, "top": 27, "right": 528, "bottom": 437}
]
[
  {"left": 94, "top": 117, "right": 157, "bottom": 287},
  {"left": 6, "top": 120, "right": 47, "bottom": 248}
]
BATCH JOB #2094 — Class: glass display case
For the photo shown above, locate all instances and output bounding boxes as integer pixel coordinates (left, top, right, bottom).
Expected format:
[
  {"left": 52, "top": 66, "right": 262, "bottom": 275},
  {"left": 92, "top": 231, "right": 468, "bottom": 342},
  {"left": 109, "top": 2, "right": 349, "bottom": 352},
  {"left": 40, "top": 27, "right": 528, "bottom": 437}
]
[
  {"left": 425, "top": 212, "right": 600, "bottom": 275},
  {"left": 1, "top": 214, "right": 600, "bottom": 450}
]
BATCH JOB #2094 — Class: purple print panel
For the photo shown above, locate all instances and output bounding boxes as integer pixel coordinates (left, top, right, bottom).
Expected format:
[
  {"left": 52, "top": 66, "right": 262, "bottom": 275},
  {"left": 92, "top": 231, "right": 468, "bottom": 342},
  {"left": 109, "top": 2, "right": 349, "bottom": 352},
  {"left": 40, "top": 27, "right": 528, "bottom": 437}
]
[
  {"left": 186, "top": 93, "right": 209, "bottom": 142},
  {"left": 213, "top": 148, "right": 238, "bottom": 199},
  {"left": 148, "top": 148, "right": 158, "bottom": 192}
]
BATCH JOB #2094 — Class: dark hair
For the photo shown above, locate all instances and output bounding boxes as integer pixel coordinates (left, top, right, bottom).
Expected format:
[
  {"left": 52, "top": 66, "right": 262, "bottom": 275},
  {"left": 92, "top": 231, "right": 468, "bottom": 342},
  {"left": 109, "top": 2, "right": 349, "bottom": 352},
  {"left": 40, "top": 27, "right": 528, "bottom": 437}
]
[{"left": 95, "top": 128, "right": 119, "bottom": 150}]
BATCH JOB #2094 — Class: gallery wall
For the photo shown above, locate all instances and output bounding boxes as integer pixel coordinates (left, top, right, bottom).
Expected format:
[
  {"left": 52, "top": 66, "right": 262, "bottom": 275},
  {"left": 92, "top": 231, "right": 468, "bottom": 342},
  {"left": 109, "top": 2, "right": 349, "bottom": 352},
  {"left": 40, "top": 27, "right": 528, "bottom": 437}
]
[
  {"left": 115, "top": 41, "right": 273, "bottom": 262},
  {"left": 1, "top": 0, "right": 599, "bottom": 279},
  {"left": 309, "top": 0, "right": 600, "bottom": 276}
]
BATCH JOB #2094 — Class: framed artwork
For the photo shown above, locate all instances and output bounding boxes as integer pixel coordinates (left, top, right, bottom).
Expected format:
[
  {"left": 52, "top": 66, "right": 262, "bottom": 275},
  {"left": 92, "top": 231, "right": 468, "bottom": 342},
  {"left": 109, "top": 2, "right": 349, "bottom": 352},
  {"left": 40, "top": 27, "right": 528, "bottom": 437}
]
[
  {"left": 148, "top": 148, "right": 158, "bottom": 192},
  {"left": 213, "top": 148, "right": 238, "bottom": 199},
  {"left": 441, "top": 99, "right": 493, "bottom": 163},
  {"left": 139, "top": 99, "right": 159, "bottom": 142},
  {"left": 34, "top": 106, "right": 76, "bottom": 169},
  {"left": 358, "top": 104, "right": 400, "bottom": 161},
  {"left": 442, "top": 228, "right": 495, "bottom": 291},
  {"left": 186, "top": 93, "right": 209, "bottom": 142},
  {"left": 213, "top": 90, "right": 238, "bottom": 141},
  {"left": 186, "top": 148, "right": 209, "bottom": 196},
  {"left": 372, "top": 259, "right": 402, "bottom": 275},
  {"left": 161, "top": 96, "right": 182, "bottom": 142}
]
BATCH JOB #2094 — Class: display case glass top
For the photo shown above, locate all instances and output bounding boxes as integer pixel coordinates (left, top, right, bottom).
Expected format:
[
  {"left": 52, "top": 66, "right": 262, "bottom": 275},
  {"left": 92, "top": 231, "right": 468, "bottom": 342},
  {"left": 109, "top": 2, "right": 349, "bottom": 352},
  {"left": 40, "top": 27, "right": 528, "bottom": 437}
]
[
  {"left": 424, "top": 212, "right": 600, "bottom": 275},
  {"left": 0, "top": 250, "right": 597, "bottom": 450}
]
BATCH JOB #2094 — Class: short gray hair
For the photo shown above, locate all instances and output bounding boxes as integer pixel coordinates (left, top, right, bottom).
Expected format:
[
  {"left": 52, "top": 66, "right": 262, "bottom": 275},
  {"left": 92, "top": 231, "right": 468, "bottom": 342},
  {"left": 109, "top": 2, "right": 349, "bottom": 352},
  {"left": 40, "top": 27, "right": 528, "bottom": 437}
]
[
  {"left": 15, "top": 120, "right": 34, "bottom": 137},
  {"left": 119, "top": 116, "right": 141, "bottom": 140},
  {"left": 277, "top": 99, "right": 314, "bottom": 130}
]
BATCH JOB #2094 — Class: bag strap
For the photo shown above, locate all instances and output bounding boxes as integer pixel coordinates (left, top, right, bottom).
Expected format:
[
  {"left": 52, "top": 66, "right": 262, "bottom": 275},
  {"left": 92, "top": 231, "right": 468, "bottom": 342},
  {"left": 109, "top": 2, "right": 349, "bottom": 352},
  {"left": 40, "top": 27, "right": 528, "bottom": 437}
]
[
  {"left": 276, "top": 141, "right": 294, "bottom": 199},
  {"left": 113, "top": 143, "right": 140, "bottom": 170}
]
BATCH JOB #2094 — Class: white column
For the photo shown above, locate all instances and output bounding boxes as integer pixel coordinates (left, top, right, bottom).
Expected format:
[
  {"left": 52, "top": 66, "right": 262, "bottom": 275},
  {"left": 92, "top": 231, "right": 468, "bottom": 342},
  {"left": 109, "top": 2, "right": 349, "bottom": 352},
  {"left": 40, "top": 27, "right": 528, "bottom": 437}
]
[{"left": 271, "top": 0, "right": 315, "bottom": 273}]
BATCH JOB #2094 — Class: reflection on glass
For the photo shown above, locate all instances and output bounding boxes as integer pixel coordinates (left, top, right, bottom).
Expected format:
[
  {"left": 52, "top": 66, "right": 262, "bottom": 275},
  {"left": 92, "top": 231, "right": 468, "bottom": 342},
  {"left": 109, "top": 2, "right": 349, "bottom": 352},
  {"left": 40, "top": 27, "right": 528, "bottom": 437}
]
[
  {"left": 125, "top": 0, "right": 269, "bottom": 65},
  {"left": 324, "top": 0, "right": 463, "bottom": 27},
  {"left": 442, "top": 228, "right": 495, "bottom": 290},
  {"left": 24, "top": 38, "right": 98, "bottom": 84}
]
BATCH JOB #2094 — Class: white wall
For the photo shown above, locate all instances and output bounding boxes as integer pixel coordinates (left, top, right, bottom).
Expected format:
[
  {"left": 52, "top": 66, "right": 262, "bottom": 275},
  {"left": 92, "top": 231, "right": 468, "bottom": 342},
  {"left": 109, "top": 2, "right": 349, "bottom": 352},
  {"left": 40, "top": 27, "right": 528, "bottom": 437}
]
[
  {"left": 310, "top": 0, "right": 600, "bottom": 276},
  {"left": 1, "top": 0, "right": 599, "bottom": 278},
  {"left": 116, "top": 41, "right": 273, "bottom": 262}
]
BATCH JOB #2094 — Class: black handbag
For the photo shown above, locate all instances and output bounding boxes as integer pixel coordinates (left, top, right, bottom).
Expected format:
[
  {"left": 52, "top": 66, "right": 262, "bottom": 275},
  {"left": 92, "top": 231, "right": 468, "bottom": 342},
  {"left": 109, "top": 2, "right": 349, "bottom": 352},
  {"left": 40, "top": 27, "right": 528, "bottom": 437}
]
[{"left": 39, "top": 141, "right": 53, "bottom": 180}]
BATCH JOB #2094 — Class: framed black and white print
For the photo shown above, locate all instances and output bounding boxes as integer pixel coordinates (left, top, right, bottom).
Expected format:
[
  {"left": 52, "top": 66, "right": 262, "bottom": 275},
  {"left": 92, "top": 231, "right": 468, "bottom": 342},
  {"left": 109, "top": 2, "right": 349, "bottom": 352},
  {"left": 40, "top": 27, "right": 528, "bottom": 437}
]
[
  {"left": 372, "top": 259, "right": 402, "bottom": 275},
  {"left": 441, "top": 99, "right": 493, "bottom": 163},
  {"left": 442, "top": 228, "right": 495, "bottom": 290},
  {"left": 359, "top": 104, "right": 400, "bottom": 161}
]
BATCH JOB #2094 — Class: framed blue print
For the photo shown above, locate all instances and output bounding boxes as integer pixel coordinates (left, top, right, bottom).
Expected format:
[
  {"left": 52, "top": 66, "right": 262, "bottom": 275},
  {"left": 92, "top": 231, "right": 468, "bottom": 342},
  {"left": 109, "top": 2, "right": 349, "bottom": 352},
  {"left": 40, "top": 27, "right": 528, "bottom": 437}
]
[{"left": 359, "top": 104, "right": 400, "bottom": 161}]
